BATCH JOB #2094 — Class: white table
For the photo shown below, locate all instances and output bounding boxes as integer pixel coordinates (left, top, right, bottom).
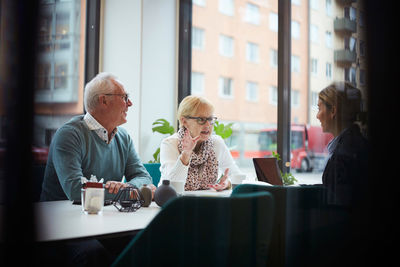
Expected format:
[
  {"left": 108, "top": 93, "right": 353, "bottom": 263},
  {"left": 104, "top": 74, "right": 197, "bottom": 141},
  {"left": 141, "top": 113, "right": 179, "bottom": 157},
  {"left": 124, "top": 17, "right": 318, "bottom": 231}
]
[
  {"left": 35, "top": 189, "right": 232, "bottom": 242},
  {"left": 35, "top": 200, "right": 161, "bottom": 242}
]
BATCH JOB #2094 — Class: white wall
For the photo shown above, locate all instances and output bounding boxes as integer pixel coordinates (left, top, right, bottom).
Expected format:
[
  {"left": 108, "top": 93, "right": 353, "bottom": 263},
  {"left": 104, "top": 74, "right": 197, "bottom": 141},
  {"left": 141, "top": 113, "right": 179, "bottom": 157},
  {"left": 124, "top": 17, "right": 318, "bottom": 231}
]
[{"left": 101, "top": 0, "right": 177, "bottom": 162}]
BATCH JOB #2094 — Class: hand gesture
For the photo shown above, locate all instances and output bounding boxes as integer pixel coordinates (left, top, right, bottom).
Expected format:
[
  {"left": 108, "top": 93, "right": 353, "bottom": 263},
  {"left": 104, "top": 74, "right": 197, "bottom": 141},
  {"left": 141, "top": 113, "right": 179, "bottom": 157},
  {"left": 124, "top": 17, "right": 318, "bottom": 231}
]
[
  {"left": 208, "top": 168, "right": 230, "bottom": 191},
  {"left": 180, "top": 129, "right": 200, "bottom": 165}
]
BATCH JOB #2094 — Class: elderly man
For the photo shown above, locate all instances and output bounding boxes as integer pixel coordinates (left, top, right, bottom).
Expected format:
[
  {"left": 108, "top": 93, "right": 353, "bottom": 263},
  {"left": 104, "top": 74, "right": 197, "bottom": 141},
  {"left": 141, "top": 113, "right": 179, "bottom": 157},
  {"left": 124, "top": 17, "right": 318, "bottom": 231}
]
[{"left": 41, "top": 72, "right": 156, "bottom": 201}]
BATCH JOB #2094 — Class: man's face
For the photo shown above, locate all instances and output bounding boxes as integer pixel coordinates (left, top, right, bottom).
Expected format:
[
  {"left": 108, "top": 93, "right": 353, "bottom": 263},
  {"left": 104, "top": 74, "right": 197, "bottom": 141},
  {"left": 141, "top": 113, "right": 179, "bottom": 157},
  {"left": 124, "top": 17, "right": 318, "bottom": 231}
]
[{"left": 107, "top": 79, "right": 132, "bottom": 127}]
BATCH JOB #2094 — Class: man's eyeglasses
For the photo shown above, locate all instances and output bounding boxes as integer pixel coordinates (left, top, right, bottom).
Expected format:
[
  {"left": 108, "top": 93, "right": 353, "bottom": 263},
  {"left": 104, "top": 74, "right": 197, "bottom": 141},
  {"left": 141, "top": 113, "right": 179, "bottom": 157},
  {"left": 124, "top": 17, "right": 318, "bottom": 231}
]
[
  {"left": 105, "top": 93, "right": 130, "bottom": 103},
  {"left": 185, "top": 116, "right": 218, "bottom": 125}
]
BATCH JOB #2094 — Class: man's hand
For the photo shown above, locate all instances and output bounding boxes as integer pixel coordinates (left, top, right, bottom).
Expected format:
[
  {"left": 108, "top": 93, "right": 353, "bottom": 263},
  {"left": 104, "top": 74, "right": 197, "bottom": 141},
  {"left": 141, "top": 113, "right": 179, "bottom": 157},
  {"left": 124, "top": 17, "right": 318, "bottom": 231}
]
[{"left": 105, "top": 181, "right": 128, "bottom": 194}]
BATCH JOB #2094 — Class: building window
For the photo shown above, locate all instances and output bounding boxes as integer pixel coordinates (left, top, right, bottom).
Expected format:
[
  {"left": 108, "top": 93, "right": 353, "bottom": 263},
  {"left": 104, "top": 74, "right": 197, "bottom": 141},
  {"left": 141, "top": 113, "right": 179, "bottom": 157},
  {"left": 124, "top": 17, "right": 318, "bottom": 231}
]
[
  {"left": 326, "top": 0, "right": 332, "bottom": 17},
  {"left": 245, "top": 3, "right": 260, "bottom": 25},
  {"left": 292, "top": 90, "right": 300, "bottom": 108},
  {"left": 192, "top": 27, "right": 205, "bottom": 50},
  {"left": 311, "top": 91, "right": 319, "bottom": 109},
  {"left": 291, "top": 55, "right": 300, "bottom": 73},
  {"left": 219, "top": 77, "right": 234, "bottom": 98},
  {"left": 193, "top": 0, "right": 206, "bottom": 7},
  {"left": 292, "top": 20, "right": 300, "bottom": 40},
  {"left": 269, "top": 86, "right": 277, "bottom": 105},
  {"left": 345, "top": 67, "right": 356, "bottom": 85},
  {"left": 326, "top": 62, "right": 332, "bottom": 79},
  {"left": 345, "top": 37, "right": 357, "bottom": 52},
  {"left": 270, "top": 49, "right": 278, "bottom": 68},
  {"left": 246, "top": 82, "right": 258, "bottom": 102},
  {"left": 310, "top": 24, "right": 319, "bottom": 44},
  {"left": 219, "top": 0, "right": 234, "bottom": 16},
  {"left": 292, "top": 0, "right": 301, "bottom": 6},
  {"left": 246, "top": 42, "right": 259, "bottom": 63},
  {"left": 310, "top": 0, "right": 318, "bottom": 10},
  {"left": 36, "top": 0, "right": 83, "bottom": 103},
  {"left": 219, "top": 34, "right": 234, "bottom": 57},
  {"left": 325, "top": 31, "right": 332, "bottom": 48},
  {"left": 311, "top": 58, "right": 318, "bottom": 75},
  {"left": 269, "top": 12, "right": 278, "bottom": 32},
  {"left": 191, "top": 72, "right": 204, "bottom": 94}
]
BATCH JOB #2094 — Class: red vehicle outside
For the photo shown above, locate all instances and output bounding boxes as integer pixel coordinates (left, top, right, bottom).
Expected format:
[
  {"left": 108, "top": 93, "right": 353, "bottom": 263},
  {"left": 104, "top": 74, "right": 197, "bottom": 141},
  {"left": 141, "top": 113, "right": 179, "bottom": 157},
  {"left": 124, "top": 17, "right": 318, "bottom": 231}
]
[{"left": 229, "top": 125, "right": 333, "bottom": 172}]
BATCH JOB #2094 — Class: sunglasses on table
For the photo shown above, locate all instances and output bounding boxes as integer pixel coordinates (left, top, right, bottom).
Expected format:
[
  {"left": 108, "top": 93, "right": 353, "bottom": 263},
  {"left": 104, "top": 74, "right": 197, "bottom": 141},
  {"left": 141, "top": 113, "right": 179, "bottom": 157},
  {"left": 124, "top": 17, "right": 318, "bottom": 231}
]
[{"left": 185, "top": 116, "right": 218, "bottom": 125}]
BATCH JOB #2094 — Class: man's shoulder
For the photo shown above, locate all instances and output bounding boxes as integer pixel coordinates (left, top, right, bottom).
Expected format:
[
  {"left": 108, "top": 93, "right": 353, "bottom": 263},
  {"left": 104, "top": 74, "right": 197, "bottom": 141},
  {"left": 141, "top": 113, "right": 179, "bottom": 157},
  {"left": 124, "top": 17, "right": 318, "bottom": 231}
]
[{"left": 54, "top": 115, "right": 87, "bottom": 139}]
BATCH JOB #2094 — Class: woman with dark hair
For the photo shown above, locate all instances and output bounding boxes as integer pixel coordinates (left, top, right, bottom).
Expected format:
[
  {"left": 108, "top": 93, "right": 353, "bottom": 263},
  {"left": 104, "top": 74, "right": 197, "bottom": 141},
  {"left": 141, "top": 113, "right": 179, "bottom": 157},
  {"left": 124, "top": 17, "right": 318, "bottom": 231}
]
[{"left": 317, "top": 82, "right": 368, "bottom": 206}]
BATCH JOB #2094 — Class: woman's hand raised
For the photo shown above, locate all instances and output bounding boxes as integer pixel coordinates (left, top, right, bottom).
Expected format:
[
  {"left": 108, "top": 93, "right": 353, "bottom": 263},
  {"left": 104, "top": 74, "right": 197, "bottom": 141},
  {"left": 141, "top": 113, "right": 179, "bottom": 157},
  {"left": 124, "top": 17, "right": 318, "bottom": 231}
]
[{"left": 180, "top": 128, "right": 200, "bottom": 165}]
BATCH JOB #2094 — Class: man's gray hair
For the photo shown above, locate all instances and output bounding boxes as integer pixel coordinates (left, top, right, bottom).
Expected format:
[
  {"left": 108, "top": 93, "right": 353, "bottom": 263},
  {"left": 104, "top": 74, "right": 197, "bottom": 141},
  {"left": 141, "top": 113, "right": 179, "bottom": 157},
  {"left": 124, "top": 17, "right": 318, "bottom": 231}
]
[{"left": 84, "top": 72, "right": 117, "bottom": 112}]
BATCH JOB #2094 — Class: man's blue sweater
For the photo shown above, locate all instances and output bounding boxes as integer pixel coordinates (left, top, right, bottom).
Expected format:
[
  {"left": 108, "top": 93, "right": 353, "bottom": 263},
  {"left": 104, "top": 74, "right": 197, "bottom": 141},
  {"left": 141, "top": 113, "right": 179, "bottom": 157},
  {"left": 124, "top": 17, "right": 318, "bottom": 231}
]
[{"left": 40, "top": 115, "right": 152, "bottom": 201}]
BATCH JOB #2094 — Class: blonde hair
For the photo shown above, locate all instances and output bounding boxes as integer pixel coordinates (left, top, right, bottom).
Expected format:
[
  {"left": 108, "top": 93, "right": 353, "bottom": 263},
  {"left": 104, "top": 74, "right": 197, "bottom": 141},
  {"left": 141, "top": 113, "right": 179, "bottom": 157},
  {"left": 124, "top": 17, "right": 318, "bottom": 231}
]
[
  {"left": 319, "top": 82, "right": 362, "bottom": 125},
  {"left": 177, "top": 95, "right": 215, "bottom": 127}
]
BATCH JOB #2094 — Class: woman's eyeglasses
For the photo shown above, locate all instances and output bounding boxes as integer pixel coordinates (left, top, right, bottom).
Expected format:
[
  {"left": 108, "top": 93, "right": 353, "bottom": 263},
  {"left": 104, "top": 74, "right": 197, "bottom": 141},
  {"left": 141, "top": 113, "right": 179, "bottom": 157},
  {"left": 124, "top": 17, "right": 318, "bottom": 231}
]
[
  {"left": 105, "top": 93, "right": 130, "bottom": 103},
  {"left": 185, "top": 116, "right": 217, "bottom": 125}
]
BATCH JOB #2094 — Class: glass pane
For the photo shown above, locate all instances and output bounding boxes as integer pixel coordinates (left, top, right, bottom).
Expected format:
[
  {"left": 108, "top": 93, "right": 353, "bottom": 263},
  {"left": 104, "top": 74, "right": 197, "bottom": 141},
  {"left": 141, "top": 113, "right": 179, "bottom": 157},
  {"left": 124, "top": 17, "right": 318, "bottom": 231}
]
[
  {"left": 33, "top": 0, "right": 86, "bottom": 161},
  {"left": 290, "top": 0, "right": 368, "bottom": 185},
  {"left": 192, "top": 0, "right": 278, "bottom": 180}
]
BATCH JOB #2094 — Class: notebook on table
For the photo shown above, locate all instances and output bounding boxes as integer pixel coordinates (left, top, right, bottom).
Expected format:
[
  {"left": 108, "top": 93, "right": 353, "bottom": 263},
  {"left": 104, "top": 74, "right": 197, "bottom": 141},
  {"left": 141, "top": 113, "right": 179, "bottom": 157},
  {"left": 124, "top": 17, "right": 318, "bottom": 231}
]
[{"left": 252, "top": 158, "right": 283, "bottom": 186}]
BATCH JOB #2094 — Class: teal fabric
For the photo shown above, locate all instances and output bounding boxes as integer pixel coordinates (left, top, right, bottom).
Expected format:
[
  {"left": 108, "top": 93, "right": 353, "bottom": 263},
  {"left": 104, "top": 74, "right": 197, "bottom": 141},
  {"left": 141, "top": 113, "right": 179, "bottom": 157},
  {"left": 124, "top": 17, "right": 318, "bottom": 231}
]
[
  {"left": 40, "top": 115, "right": 152, "bottom": 201},
  {"left": 143, "top": 163, "right": 161, "bottom": 187},
  {"left": 112, "top": 192, "right": 275, "bottom": 267}
]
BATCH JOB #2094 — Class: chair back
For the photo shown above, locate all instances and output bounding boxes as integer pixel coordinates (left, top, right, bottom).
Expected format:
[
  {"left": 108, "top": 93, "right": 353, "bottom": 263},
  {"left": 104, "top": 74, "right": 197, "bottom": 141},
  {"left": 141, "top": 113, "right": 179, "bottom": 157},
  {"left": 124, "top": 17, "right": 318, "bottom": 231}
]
[
  {"left": 143, "top": 163, "right": 161, "bottom": 187},
  {"left": 112, "top": 191, "right": 274, "bottom": 267}
]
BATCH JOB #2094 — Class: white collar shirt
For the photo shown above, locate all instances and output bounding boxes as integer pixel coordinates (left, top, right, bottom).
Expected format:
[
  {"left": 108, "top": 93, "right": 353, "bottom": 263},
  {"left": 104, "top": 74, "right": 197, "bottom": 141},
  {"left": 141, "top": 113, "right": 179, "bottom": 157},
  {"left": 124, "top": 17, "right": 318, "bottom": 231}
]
[{"left": 83, "top": 112, "right": 117, "bottom": 144}]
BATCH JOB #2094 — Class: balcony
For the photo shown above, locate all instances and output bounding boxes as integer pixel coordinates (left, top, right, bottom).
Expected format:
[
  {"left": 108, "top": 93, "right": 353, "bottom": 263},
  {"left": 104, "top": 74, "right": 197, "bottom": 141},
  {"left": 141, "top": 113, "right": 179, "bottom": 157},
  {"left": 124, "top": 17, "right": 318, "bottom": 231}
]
[
  {"left": 334, "top": 17, "right": 357, "bottom": 35},
  {"left": 334, "top": 49, "right": 356, "bottom": 65}
]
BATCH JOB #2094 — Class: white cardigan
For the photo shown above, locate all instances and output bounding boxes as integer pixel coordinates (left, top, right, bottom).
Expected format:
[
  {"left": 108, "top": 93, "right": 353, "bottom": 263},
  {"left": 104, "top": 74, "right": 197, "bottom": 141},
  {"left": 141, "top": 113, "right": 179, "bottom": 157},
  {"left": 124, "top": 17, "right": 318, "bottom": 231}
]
[{"left": 159, "top": 133, "right": 243, "bottom": 186}]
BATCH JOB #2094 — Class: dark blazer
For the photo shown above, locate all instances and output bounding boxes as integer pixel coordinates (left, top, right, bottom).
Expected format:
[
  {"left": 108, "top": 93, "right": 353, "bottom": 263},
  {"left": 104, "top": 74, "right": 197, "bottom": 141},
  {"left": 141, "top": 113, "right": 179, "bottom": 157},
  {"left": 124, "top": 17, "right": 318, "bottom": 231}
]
[{"left": 322, "top": 124, "right": 368, "bottom": 206}]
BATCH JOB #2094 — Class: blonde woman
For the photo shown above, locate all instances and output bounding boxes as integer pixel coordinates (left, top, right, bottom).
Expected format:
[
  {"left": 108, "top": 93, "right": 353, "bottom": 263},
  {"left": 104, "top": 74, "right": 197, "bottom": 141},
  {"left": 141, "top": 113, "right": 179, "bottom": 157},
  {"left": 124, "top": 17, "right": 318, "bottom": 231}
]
[{"left": 159, "top": 95, "right": 243, "bottom": 191}]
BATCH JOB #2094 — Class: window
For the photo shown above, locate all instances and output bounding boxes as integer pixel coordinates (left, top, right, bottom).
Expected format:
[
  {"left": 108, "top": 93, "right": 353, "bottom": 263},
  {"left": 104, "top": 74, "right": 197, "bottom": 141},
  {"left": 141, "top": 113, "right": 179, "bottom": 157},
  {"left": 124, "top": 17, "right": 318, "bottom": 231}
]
[
  {"left": 269, "top": 86, "right": 277, "bottom": 105},
  {"left": 326, "top": 62, "right": 332, "bottom": 79},
  {"left": 311, "top": 91, "right": 318, "bottom": 108},
  {"left": 291, "top": 90, "right": 300, "bottom": 108},
  {"left": 345, "top": 67, "right": 356, "bottom": 85},
  {"left": 326, "top": 0, "right": 332, "bottom": 17},
  {"left": 310, "top": 0, "right": 318, "bottom": 10},
  {"left": 219, "top": 77, "right": 234, "bottom": 98},
  {"left": 292, "top": 0, "right": 301, "bottom": 6},
  {"left": 219, "top": 0, "right": 234, "bottom": 16},
  {"left": 192, "top": 27, "right": 205, "bottom": 50},
  {"left": 292, "top": 21, "right": 300, "bottom": 40},
  {"left": 310, "top": 24, "right": 319, "bottom": 44},
  {"left": 246, "top": 42, "right": 259, "bottom": 63},
  {"left": 246, "top": 82, "right": 258, "bottom": 101},
  {"left": 219, "top": 34, "right": 234, "bottom": 57},
  {"left": 270, "top": 49, "right": 278, "bottom": 68},
  {"left": 193, "top": 0, "right": 206, "bottom": 7},
  {"left": 245, "top": 3, "right": 260, "bottom": 25},
  {"left": 345, "top": 37, "right": 357, "bottom": 52},
  {"left": 325, "top": 31, "right": 332, "bottom": 48},
  {"left": 36, "top": 0, "right": 84, "bottom": 103},
  {"left": 32, "top": 0, "right": 87, "bottom": 149},
  {"left": 269, "top": 12, "right": 278, "bottom": 32},
  {"left": 311, "top": 58, "right": 318, "bottom": 75},
  {"left": 191, "top": 72, "right": 204, "bottom": 94},
  {"left": 291, "top": 55, "right": 300, "bottom": 73}
]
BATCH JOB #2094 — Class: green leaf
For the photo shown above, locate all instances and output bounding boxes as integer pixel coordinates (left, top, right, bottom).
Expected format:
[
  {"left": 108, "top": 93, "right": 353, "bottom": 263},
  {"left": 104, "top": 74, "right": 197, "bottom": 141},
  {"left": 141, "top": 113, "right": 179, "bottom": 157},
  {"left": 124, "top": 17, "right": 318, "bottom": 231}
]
[
  {"left": 213, "top": 121, "right": 234, "bottom": 140},
  {"left": 152, "top": 119, "right": 175, "bottom": 135}
]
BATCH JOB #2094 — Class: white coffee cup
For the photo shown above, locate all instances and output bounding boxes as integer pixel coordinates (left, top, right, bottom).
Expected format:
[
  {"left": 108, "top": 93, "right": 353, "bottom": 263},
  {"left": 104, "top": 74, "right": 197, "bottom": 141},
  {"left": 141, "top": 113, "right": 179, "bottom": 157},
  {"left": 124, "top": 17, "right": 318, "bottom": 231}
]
[
  {"left": 230, "top": 174, "right": 246, "bottom": 189},
  {"left": 170, "top": 180, "right": 185, "bottom": 195}
]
